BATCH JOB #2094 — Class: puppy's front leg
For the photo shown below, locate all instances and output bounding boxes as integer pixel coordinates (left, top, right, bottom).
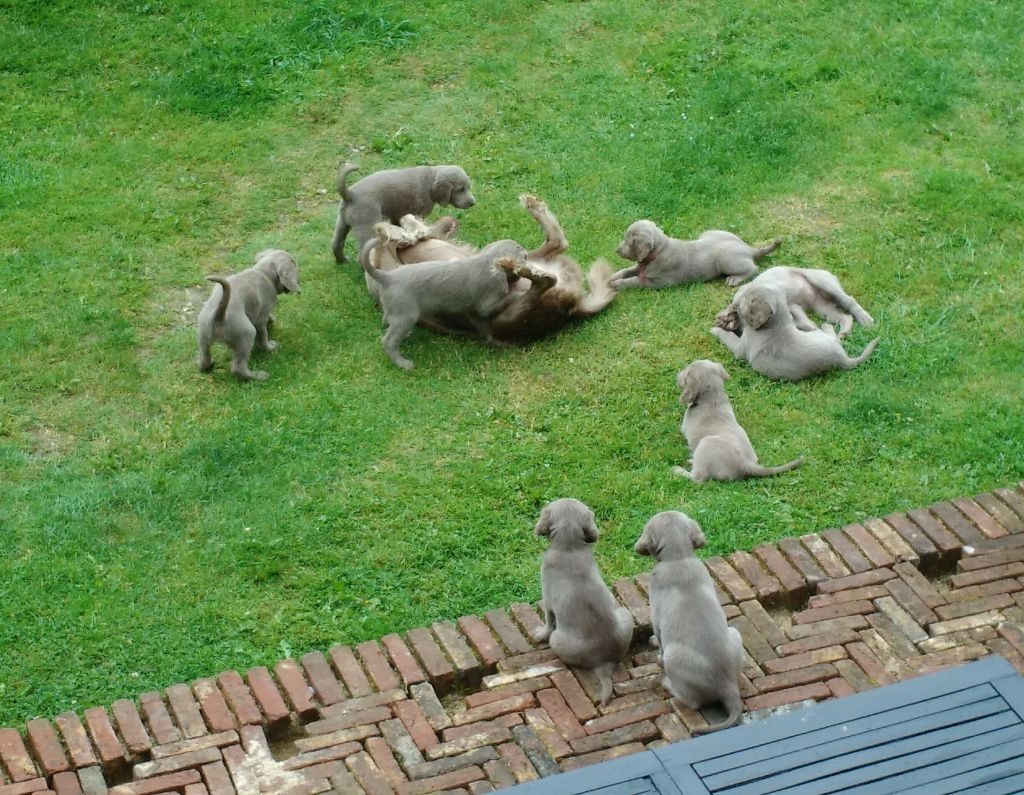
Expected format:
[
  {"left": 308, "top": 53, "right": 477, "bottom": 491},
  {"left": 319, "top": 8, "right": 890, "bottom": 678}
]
[
  {"left": 520, "top": 194, "right": 569, "bottom": 259},
  {"left": 255, "top": 321, "right": 278, "bottom": 352},
  {"left": 533, "top": 605, "right": 555, "bottom": 644},
  {"left": 710, "top": 326, "right": 745, "bottom": 359}
]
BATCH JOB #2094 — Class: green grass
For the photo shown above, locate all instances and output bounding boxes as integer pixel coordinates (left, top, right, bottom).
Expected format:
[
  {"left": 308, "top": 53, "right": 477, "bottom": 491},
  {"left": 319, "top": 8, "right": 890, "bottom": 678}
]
[{"left": 1, "top": 0, "right": 1022, "bottom": 724}]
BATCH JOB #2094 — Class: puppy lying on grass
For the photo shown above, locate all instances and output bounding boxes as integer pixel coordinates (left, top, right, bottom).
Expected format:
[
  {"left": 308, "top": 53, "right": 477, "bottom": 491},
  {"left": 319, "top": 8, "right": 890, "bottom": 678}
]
[
  {"left": 361, "top": 239, "right": 528, "bottom": 370},
  {"left": 673, "top": 359, "right": 804, "bottom": 482},
  {"left": 196, "top": 249, "right": 300, "bottom": 381},
  {"left": 636, "top": 511, "right": 745, "bottom": 733},
  {"left": 533, "top": 498, "right": 633, "bottom": 707},
  {"left": 612, "top": 220, "right": 780, "bottom": 289}
]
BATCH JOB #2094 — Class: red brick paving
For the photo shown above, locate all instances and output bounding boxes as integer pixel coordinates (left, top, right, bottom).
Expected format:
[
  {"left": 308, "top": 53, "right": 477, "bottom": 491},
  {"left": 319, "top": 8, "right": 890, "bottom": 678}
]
[{"left": 3, "top": 484, "right": 1024, "bottom": 794}]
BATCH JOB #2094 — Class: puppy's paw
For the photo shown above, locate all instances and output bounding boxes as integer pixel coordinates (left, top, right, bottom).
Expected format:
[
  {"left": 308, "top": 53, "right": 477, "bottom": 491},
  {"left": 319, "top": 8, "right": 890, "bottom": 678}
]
[
  {"left": 530, "top": 627, "right": 551, "bottom": 645},
  {"left": 519, "top": 194, "right": 544, "bottom": 211},
  {"left": 252, "top": 370, "right": 270, "bottom": 381},
  {"left": 671, "top": 465, "right": 691, "bottom": 479},
  {"left": 262, "top": 340, "right": 279, "bottom": 352}
]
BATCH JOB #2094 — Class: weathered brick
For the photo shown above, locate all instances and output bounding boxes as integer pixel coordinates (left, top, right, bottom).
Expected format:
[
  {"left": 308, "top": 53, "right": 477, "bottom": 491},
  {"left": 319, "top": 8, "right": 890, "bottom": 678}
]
[
  {"left": 150, "top": 730, "right": 238, "bottom": 760},
  {"left": 380, "top": 717, "right": 425, "bottom": 769},
  {"left": 283, "top": 741, "right": 362, "bottom": 771},
  {"left": 365, "top": 736, "right": 408, "bottom": 789},
  {"left": 907, "top": 643, "right": 990, "bottom": 675},
  {"left": 930, "top": 502, "right": 985, "bottom": 545},
  {"left": 947, "top": 578, "right": 1024, "bottom": 601},
  {"left": 411, "top": 683, "right": 451, "bottom": 732},
  {"left": 244, "top": 666, "right": 291, "bottom": 733},
  {"left": 534, "top": 688, "right": 586, "bottom": 741},
  {"left": 275, "top": 659, "right": 318, "bottom": 721},
  {"left": 76, "top": 765, "right": 107, "bottom": 795},
  {"left": 754, "top": 664, "right": 838, "bottom": 693},
  {"left": 522, "top": 710, "right": 572, "bottom": 759},
  {"left": 328, "top": 646, "right": 374, "bottom": 699},
  {"left": 807, "top": 584, "right": 889, "bottom": 609},
  {"left": 791, "top": 599, "right": 875, "bottom": 625},
  {"left": 862, "top": 518, "right": 919, "bottom": 566},
  {"left": 510, "top": 725, "right": 560, "bottom": 778},
  {"left": 994, "top": 487, "right": 1024, "bottom": 524},
  {"left": 821, "top": 528, "right": 872, "bottom": 574},
  {"left": 496, "top": 649, "right": 561, "bottom": 674},
  {"left": 874, "top": 595, "right": 928, "bottom": 643},
  {"left": 704, "top": 557, "right": 755, "bottom": 602},
  {"left": 199, "top": 760, "right": 233, "bottom": 795},
  {"left": 613, "top": 578, "right": 650, "bottom": 630},
  {"left": 24, "top": 720, "right": 69, "bottom": 777},
  {"left": 398, "top": 766, "right": 485, "bottom": 795},
  {"left": 51, "top": 772, "right": 83, "bottom": 795},
  {"left": 744, "top": 682, "right": 830, "bottom": 711},
  {"left": 777, "top": 628, "right": 860, "bottom": 656},
  {"left": 426, "top": 724, "right": 512, "bottom": 761},
  {"left": 406, "top": 628, "right": 455, "bottom": 690},
  {"left": 906, "top": 509, "right": 962, "bottom": 561},
  {"left": 139, "top": 692, "right": 180, "bottom": 746},
  {"left": 919, "top": 626, "right": 998, "bottom": 654},
  {"left": 987, "top": 638, "right": 1024, "bottom": 675},
  {"left": 379, "top": 636, "right": 427, "bottom": 689},
  {"left": 800, "top": 534, "right": 851, "bottom": 579},
  {"left": 886, "top": 578, "right": 939, "bottom": 626},
  {"left": 843, "top": 523, "right": 896, "bottom": 569},
  {"left": 654, "top": 713, "right": 689, "bottom": 743},
  {"left": 482, "top": 757, "right": 519, "bottom": 788},
  {"left": 464, "top": 678, "right": 551, "bottom": 709},
  {"left": 456, "top": 617, "right": 505, "bottom": 668},
  {"left": 954, "top": 498, "right": 1009, "bottom": 539},
  {"left": 83, "top": 707, "right": 126, "bottom": 771},
  {"left": 729, "top": 551, "right": 783, "bottom": 604},
  {"left": 892, "top": 562, "right": 946, "bottom": 608},
  {"left": 108, "top": 770, "right": 201, "bottom": 795},
  {"left": 826, "top": 677, "right": 857, "bottom": 699},
  {"left": 305, "top": 705, "right": 393, "bottom": 736},
  {"left": 729, "top": 615, "right": 778, "bottom": 665},
  {"left": 754, "top": 544, "right": 809, "bottom": 605},
  {"left": 929, "top": 610, "right": 1005, "bottom": 636},
  {"left": 560, "top": 742, "right": 647, "bottom": 771},
  {"left": 355, "top": 640, "right": 402, "bottom": 692},
  {"left": 569, "top": 719, "right": 659, "bottom": 754},
  {"left": 132, "top": 747, "right": 220, "bottom": 780},
  {"left": 213, "top": 671, "right": 261, "bottom": 728},
  {"left": 866, "top": 613, "right": 922, "bottom": 659},
  {"left": 974, "top": 493, "right": 1024, "bottom": 534},
  {"left": 184, "top": 783, "right": 209, "bottom": 795},
  {"left": 549, "top": 670, "right": 598, "bottom": 721},
  {"left": 959, "top": 547, "right": 1024, "bottom": 572},
  {"left": 508, "top": 603, "right": 546, "bottom": 642},
  {"left": 393, "top": 699, "right": 439, "bottom": 752},
  {"left": 786, "top": 614, "right": 870, "bottom": 640},
  {"left": 846, "top": 642, "right": 894, "bottom": 686},
  {"left": 344, "top": 750, "right": 394, "bottom": 795},
  {"left": 777, "top": 537, "right": 828, "bottom": 588},
  {"left": 166, "top": 683, "right": 207, "bottom": 739},
  {"left": 55, "top": 711, "right": 100, "bottom": 769},
  {"left": 293, "top": 723, "right": 380, "bottom": 754},
  {"left": 763, "top": 645, "right": 848, "bottom": 675},
  {"left": 483, "top": 662, "right": 562, "bottom": 688},
  {"left": 442, "top": 720, "right": 512, "bottom": 744},
  {"left": 583, "top": 702, "right": 668, "bottom": 735},
  {"left": 816, "top": 567, "right": 896, "bottom": 594},
  {"left": 300, "top": 652, "right": 347, "bottom": 707},
  {"left": 858, "top": 629, "right": 910, "bottom": 678},
  {"left": 192, "top": 680, "right": 235, "bottom": 733},
  {"left": 0, "top": 729, "right": 39, "bottom": 782},
  {"left": 407, "top": 746, "right": 496, "bottom": 781},
  {"left": 431, "top": 622, "right": 482, "bottom": 686},
  {"left": 950, "top": 562, "right": 1024, "bottom": 589},
  {"left": 484, "top": 610, "right": 533, "bottom": 655},
  {"left": 998, "top": 623, "right": 1024, "bottom": 656},
  {"left": 884, "top": 513, "right": 941, "bottom": 571},
  {"left": 935, "top": 594, "right": 1015, "bottom": 621},
  {"left": 451, "top": 694, "right": 536, "bottom": 727}
]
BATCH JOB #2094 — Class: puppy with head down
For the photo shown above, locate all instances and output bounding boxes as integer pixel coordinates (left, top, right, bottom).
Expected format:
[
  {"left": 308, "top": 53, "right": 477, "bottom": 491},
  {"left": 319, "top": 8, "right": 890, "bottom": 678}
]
[
  {"left": 673, "top": 359, "right": 804, "bottom": 482},
  {"left": 362, "top": 239, "right": 528, "bottom": 370},
  {"left": 635, "top": 511, "right": 744, "bottom": 734},
  {"left": 196, "top": 249, "right": 300, "bottom": 381},
  {"left": 534, "top": 498, "right": 634, "bottom": 707},
  {"left": 611, "top": 220, "right": 780, "bottom": 289},
  {"left": 330, "top": 163, "right": 476, "bottom": 263},
  {"left": 715, "top": 266, "right": 874, "bottom": 339},
  {"left": 711, "top": 283, "right": 880, "bottom": 381}
]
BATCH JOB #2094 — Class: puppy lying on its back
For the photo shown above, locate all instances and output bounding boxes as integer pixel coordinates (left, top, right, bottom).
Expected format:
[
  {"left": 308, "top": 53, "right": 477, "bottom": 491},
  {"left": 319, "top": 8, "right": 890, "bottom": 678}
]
[
  {"left": 534, "top": 498, "right": 633, "bottom": 707},
  {"left": 612, "top": 220, "right": 780, "bottom": 289},
  {"left": 673, "top": 359, "right": 803, "bottom": 482},
  {"left": 361, "top": 239, "right": 528, "bottom": 370},
  {"left": 196, "top": 250, "right": 300, "bottom": 381},
  {"left": 330, "top": 163, "right": 476, "bottom": 263},
  {"left": 716, "top": 266, "right": 874, "bottom": 339},
  {"left": 636, "top": 511, "right": 744, "bottom": 734},
  {"left": 711, "top": 284, "right": 880, "bottom": 381}
]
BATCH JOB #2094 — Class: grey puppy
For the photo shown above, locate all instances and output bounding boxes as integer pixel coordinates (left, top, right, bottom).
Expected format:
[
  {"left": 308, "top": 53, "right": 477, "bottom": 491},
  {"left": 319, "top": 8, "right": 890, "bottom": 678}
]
[
  {"left": 196, "top": 249, "right": 300, "bottom": 381},
  {"left": 716, "top": 266, "right": 874, "bottom": 339},
  {"left": 534, "top": 498, "right": 634, "bottom": 707},
  {"left": 611, "top": 220, "right": 780, "bottom": 289},
  {"left": 635, "top": 511, "right": 744, "bottom": 734},
  {"left": 673, "top": 359, "right": 804, "bottom": 482},
  {"left": 711, "top": 284, "right": 880, "bottom": 381},
  {"left": 361, "top": 239, "right": 528, "bottom": 370},
  {"left": 330, "top": 163, "right": 476, "bottom": 263}
]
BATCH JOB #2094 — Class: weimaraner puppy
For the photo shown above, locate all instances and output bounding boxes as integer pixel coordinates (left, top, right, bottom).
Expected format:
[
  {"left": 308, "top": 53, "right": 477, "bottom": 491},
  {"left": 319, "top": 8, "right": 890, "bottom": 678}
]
[
  {"left": 635, "top": 511, "right": 744, "bottom": 734},
  {"left": 716, "top": 266, "right": 874, "bottom": 339},
  {"left": 612, "top": 220, "right": 780, "bottom": 289},
  {"left": 361, "top": 239, "right": 528, "bottom": 370},
  {"left": 711, "top": 284, "right": 880, "bottom": 381},
  {"left": 330, "top": 163, "right": 476, "bottom": 263},
  {"left": 197, "top": 249, "right": 300, "bottom": 381},
  {"left": 673, "top": 359, "right": 804, "bottom": 482},
  {"left": 534, "top": 498, "right": 634, "bottom": 707}
]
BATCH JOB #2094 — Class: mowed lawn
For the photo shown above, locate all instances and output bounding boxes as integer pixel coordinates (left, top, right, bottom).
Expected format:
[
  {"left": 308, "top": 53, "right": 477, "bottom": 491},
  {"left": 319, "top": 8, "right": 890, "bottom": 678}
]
[{"left": 1, "top": 0, "right": 1022, "bottom": 725}]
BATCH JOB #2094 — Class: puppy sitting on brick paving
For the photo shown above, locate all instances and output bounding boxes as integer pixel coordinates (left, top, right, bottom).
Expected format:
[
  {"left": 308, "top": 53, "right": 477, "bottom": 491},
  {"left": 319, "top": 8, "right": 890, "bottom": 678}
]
[
  {"left": 533, "top": 498, "right": 634, "bottom": 707},
  {"left": 636, "top": 511, "right": 745, "bottom": 733}
]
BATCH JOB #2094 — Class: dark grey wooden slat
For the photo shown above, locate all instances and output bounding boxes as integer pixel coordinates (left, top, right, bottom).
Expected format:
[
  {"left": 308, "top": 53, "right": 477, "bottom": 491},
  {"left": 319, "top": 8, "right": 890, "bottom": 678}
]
[
  {"left": 767, "top": 723, "right": 1024, "bottom": 795},
  {"left": 858, "top": 737, "right": 1024, "bottom": 795},
  {"left": 993, "top": 673, "right": 1024, "bottom": 722},
  {"left": 677, "top": 656, "right": 1019, "bottom": 778},
  {"left": 702, "top": 695, "right": 1010, "bottom": 791},
  {"left": 959, "top": 767, "right": 1024, "bottom": 795},
  {"left": 506, "top": 750, "right": 684, "bottom": 795}
]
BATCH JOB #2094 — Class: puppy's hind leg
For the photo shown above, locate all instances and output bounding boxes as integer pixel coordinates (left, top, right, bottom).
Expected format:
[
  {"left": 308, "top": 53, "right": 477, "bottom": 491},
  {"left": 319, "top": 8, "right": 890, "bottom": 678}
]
[
  {"left": 197, "top": 326, "right": 215, "bottom": 372},
  {"left": 520, "top": 195, "right": 569, "bottom": 259},
  {"left": 230, "top": 324, "right": 268, "bottom": 381},
  {"left": 255, "top": 320, "right": 278, "bottom": 352},
  {"left": 381, "top": 316, "right": 417, "bottom": 370},
  {"left": 593, "top": 662, "right": 616, "bottom": 708}
]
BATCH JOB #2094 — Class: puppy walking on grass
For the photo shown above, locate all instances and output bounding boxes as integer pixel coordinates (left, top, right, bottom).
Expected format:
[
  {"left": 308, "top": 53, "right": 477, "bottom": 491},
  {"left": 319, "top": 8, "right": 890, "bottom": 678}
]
[
  {"left": 635, "top": 511, "right": 745, "bottom": 733},
  {"left": 361, "top": 238, "right": 529, "bottom": 370},
  {"left": 533, "top": 498, "right": 633, "bottom": 707},
  {"left": 196, "top": 249, "right": 300, "bottom": 381}
]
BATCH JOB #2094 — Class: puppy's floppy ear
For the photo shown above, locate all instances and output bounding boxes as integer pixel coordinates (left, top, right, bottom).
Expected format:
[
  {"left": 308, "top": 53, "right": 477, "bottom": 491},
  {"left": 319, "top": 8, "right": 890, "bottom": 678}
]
[
  {"left": 677, "top": 368, "right": 698, "bottom": 406},
  {"left": 634, "top": 527, "right": 654, "bottom": 557},
  {"left": 534, "top": 506, "right": 553, "bottom": 537},
  {"left": 687, "top": 519, "right": 707, "bottom": 551},
  {"left": 713, "top": 361, "right": 730, "bottom": 383},
  {"left": 741, "top": 293, "right": 774, "bottom": 329},
  {"left": 432, "top": 169, "right": 457, "bottom": 202},
  {"left": 277, "top": 257, "right": 301, "bottom": 294},
  {"left": 629, "top": 227, "right": 654, "bottom": 261},
  {"left": 582, "top": 509, "right": 599, "bottom": 544}
]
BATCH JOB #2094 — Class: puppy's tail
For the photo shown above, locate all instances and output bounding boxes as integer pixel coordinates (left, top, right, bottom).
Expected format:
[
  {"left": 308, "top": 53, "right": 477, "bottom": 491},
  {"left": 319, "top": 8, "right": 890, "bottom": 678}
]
[
  {"left": 593, "top": 662, "right": 616, "bottom": 708},
  {"left": 752, "top": 237, "right": 783, "bottom": 261},
  {"left": 573, "top": 259, "right": 616, "bottom": 317},
  {"left": 205, "top": 276, "right": 230, "bottom": 323},
  {"left": 748, "top": 456, "right": 804, "bottom": 478},
  {"left": 691, "top": 690, "right": 743, "bottom": 735},
  {"left": 337, "top": 162, "right": 359, "bottom": 201},
  {"left": 844, "top": 337, "right": 880, "bottom": 369},
  {"left": 359, "top": 252, "right": 391, "bottom": 286}
]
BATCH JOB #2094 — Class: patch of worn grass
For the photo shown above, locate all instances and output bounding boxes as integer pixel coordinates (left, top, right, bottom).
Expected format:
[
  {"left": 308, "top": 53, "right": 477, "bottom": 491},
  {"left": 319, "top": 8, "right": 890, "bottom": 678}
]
[{"left": 1, "top": 0, "right": 1022, "bottom": 723}]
